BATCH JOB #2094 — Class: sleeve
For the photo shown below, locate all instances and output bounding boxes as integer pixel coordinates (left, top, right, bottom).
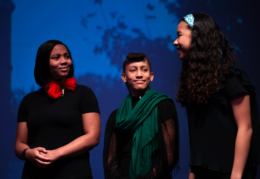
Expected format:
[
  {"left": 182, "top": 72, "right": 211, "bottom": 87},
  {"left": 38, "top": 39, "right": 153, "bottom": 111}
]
[
  {"left": 216, "top": 63, "right": 255, "bottom": 108},
  {"left": 225, "top": 72, "right": 249, "bottom": 98},
  {"left": 17, "top": 97, "right": 28, "bottom": 122},
  {"left": 136, "top": 99, "right": 180, "bottom": 179},
  {"left": 222, "top": 63, "right": 255, "bottom": 99},
  {"left": 157, "top": 99, "right": 179, "bottom": 170},
  {"left": 80, "top": 86, "right": 100, "bottom": 114},
  {"left": 103, "top": 110, "right": 129, "bottom": 179}
]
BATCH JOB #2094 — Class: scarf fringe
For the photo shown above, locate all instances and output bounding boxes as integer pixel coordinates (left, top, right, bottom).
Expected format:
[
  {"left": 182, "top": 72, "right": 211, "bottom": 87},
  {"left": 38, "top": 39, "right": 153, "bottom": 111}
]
[{"left": 140, "top": 134, "right": 159, "bottom": 174}]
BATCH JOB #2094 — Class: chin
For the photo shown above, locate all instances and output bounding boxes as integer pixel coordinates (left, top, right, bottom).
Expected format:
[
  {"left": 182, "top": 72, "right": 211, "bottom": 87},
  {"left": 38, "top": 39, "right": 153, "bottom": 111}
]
[
  {"left": 134, "top": 87, "right": 146, "bottom": 91},
  {"left": 59, "top": 73, "right": 69, "bottom": 78},
  {"left": 133, "top": 84, "right": 147, "bottom": 90},
  {"left": 133, "top": 86, "right": 149, "bottom": 92},
  {"left": 179, "top": 56, "right": 188, "bottom": 61}
]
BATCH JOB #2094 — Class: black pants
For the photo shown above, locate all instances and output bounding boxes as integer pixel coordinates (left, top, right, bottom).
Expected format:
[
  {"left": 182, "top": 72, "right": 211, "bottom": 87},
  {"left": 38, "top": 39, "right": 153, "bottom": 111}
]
[{"left": 191, "top": 166, "right": 257, "bottom": 179}]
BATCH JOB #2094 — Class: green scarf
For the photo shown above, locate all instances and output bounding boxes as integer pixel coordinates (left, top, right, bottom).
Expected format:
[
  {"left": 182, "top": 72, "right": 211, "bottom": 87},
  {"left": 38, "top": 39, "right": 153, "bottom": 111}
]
[{"left": 116, "top": 88, "right": 171, "bottom": 179}]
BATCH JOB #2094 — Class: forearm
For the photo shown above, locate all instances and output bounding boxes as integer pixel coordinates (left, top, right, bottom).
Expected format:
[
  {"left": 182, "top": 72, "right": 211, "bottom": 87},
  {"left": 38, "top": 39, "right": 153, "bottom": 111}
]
[
  {"left": 189, "top": 169, "right": 195, "bottom": 179},
  {"left": 15, "top": 142, "right": 30, "bottom": 160},
  {"left": 231, "top": 127, "right": 252, "bottom": 179},
  {"left": 53, "top": 133, "right": 99, "bottom": 159},
  {"left": 48, "top": 112, "right": 100, "bottom": 160}
]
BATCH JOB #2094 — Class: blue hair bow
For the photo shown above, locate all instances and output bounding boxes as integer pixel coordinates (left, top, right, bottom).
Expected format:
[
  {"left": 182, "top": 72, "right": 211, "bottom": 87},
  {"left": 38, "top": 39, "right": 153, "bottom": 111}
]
[{"left": 184, "top": 14, "right": 194, "bottom": 27}]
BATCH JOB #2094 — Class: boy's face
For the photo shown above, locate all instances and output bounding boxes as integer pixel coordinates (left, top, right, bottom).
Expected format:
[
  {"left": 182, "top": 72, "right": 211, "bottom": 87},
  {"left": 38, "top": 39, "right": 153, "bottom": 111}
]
[{"left": 121, "top": 59, "right": 154, "bottom": 96}]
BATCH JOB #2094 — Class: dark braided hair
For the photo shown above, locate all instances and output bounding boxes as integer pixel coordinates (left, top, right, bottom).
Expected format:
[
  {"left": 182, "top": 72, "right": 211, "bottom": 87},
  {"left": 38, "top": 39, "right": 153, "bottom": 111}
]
[{"left": 176, "top": 13, "right": 235, "bottom": 106}]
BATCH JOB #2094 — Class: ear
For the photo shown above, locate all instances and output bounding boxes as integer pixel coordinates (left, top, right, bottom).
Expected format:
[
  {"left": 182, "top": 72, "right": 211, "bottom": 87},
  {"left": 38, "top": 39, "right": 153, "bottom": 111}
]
[
  {"left": 150, "top": 72, "right": 154, "bottom": 82},
  {"left": 121, "top": 73, "right": 127, "bottom": 82}
]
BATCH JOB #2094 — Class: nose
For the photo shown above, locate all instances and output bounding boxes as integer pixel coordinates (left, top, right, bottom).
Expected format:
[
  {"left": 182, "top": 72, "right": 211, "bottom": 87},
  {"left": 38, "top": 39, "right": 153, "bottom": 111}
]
[
  {"left": 60, "top": 56, "right": 68, "bottom": 64},
  {"left": 136, "top": 69, "right": 143, "bottom": 78},
  {"left": 173, "top": 39, "right": 178, "bottom": 46}
]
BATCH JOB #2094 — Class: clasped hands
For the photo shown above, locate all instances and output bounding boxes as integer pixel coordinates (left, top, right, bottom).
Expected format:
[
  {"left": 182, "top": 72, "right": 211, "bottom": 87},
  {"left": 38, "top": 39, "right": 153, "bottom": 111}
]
[{"left": 26, "top": 147, "right": 60, "bottom": 169}]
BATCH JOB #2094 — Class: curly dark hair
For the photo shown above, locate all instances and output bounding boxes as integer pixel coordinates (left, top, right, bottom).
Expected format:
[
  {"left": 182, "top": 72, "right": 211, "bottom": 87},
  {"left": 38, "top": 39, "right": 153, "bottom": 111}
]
[{"left": 176, "top": 13, "right": 235, "bottom": 106}]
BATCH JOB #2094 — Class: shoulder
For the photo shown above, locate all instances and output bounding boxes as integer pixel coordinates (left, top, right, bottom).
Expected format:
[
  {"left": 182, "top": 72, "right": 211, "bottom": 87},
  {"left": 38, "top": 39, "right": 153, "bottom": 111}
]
[
  {"left": 76, "top": 85, "right": 100, "bottom": 113},
  {"left": 76, "top": 84, "right": 95, "bottom": 93},
  {"left": 17, "top": 88, "right": 44, "bottom": 121},
  {"left": 75, "top": 84, "right": 97, "bottom": 97},
  {"left": 219, "top": 63, "right": 252, "bottom": 87},
  {"left": 157, "top": 98, "right": 176, "bottom": 110},
  {"left": 157, "top": 98, "right": 178, "bottom": 121},
  {"left": 158, "top": 98, "right": 175, "bottom": 105},
  {"left": 105, "top": 109, "right": 118, "bottom": 128},
  {"left": 218, "top": 63, "right": 255, "bottom": 97},
  {"left": 108, "top": 109, "right": 118, "bottom": 121},
  {"left": 20, "top": 88, "right": 44, "bottom": 104}
]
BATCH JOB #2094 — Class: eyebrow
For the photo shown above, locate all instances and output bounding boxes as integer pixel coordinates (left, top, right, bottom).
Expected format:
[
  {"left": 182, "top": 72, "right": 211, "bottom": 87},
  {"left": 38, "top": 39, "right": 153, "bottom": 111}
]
[
  {"left": 51, "top": 52, "right": 69, "bottom": 56},
  {"left": 129, "top": 65, "right": 148, "bottom": 68}
]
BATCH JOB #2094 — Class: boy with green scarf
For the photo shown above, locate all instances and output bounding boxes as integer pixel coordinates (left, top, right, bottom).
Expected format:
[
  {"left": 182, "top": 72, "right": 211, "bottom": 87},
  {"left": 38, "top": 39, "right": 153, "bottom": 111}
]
[{"left": 103, "top": 53, "right": 179, "bottom": 179}]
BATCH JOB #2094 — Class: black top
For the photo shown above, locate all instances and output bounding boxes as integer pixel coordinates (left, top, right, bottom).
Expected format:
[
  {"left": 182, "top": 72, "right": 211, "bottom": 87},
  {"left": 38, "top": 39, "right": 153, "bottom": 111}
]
[
  {"left": 17, "top": 85, "right": 100, "bottom": 179},
  {"left": 103, "top": 96, "right": 179, "bottom": 179},
  {"left": 187, "top": 63, "right": 260, "bottom": 172}
]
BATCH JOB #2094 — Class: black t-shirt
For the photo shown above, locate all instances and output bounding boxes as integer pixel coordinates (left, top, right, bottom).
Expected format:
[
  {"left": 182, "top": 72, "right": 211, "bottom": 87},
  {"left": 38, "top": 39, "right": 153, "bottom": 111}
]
[
  {"left": 186, "top": 63, "right": 260, "bottom": 172},
  {"left": 17, "top": 85, "right": 100, "bottom": 179}
]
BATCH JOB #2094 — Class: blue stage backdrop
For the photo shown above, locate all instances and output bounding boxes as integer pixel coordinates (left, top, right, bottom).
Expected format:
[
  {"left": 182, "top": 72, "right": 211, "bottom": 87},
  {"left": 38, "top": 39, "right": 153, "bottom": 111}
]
[{"left": 1, "top": 0, "right": 260, "bottom": 178}]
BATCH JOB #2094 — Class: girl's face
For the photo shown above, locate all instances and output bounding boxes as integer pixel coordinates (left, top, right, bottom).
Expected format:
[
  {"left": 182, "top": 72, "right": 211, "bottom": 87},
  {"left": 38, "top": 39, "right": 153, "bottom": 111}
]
[
  {"left": 49, "top": 44, "right": 72, "bottom": 81},
  {"left": 173, "top": 21, "right": 192, "bottom": 60}
]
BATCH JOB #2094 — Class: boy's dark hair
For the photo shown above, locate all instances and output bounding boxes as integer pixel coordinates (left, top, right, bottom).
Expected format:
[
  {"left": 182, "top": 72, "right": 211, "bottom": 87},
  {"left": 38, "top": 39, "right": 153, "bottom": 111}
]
[{"left": 123, "top": 53, "right": 152, "bottom": 72}]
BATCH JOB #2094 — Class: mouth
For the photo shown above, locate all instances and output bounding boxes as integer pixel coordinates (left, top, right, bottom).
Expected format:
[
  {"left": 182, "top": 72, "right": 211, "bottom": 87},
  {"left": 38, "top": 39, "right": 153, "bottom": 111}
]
[
  {"left": 59, "top": 67, "right": 69, "bottom": 72},
  {"left": 134, "top": 80, "right": 145, "bottom": 84},
  {"left": 177, "top": 49, "right": 182, "bottom": 56}
]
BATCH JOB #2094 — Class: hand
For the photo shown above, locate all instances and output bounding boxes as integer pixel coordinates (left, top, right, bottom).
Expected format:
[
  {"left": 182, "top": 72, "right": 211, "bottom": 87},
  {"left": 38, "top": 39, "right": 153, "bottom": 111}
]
[
  {"left": 188, "top": 169, "right": 195, "bottom": 179},
  {"left": 26, "top": 147, "right": 51, "bottom": 169},
  {"left": 40, "top": 149, "right": 61, "bottom": 164},
  {"left": 230, "top": 172, "right": 242, "bottom": 179}
]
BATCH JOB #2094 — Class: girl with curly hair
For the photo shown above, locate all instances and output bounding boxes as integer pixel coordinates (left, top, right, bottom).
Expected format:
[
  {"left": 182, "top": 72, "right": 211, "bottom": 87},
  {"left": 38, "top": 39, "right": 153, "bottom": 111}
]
[{"left": 173, "top": 13, "right": 260, "bottom": 179}]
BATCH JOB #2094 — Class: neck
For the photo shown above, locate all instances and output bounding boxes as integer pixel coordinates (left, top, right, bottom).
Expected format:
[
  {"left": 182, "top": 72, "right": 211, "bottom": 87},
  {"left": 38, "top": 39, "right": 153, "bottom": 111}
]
[
  {"left": 47, "top": 78, "right": 67, "bottom": 88},
  {"left": 130, "top": 87, "right": 149, "bottom": 97}
]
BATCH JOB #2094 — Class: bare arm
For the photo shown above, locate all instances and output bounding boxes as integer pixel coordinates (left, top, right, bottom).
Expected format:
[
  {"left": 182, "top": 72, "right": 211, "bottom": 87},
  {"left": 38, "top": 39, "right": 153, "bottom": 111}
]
[
  {"left": 230, "top": 94, "right": 252, "bottom": 179},
  {"left": 188, "top": 169, "right": 195, "bottom": 179},
  {"left": 15, "top": 122, "right": 51, "bottom": 168},
  {"left": 15, "top": 122, "right": 30, "bottom": 160},
  {"left": 43, "top": 112, "right": 100, "bottom": 163}
]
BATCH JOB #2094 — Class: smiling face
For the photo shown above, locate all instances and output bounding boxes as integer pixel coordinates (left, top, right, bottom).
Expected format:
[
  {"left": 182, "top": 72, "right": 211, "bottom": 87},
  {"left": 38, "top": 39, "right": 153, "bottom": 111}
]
[
  {"left": 173, "top": 21, "right": 192, "bottom": 60},
  {"left": 121, "top": 59, "right": 154, "bottom": 96},
  {"left": 49, "top": 44, "right": 72, "bottom": 81}
]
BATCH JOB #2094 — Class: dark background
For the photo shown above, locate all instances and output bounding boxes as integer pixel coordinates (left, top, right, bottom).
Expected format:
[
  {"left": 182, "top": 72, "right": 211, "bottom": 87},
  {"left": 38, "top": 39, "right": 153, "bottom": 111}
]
[{"left": 1, "top": 0, "right": 260, "bottom": 178}]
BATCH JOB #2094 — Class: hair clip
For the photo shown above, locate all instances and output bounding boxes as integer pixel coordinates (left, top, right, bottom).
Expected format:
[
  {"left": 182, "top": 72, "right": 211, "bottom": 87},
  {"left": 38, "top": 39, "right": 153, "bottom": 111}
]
[{"left": 184, "top": 14, "right": 194, "bottom": 27}]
